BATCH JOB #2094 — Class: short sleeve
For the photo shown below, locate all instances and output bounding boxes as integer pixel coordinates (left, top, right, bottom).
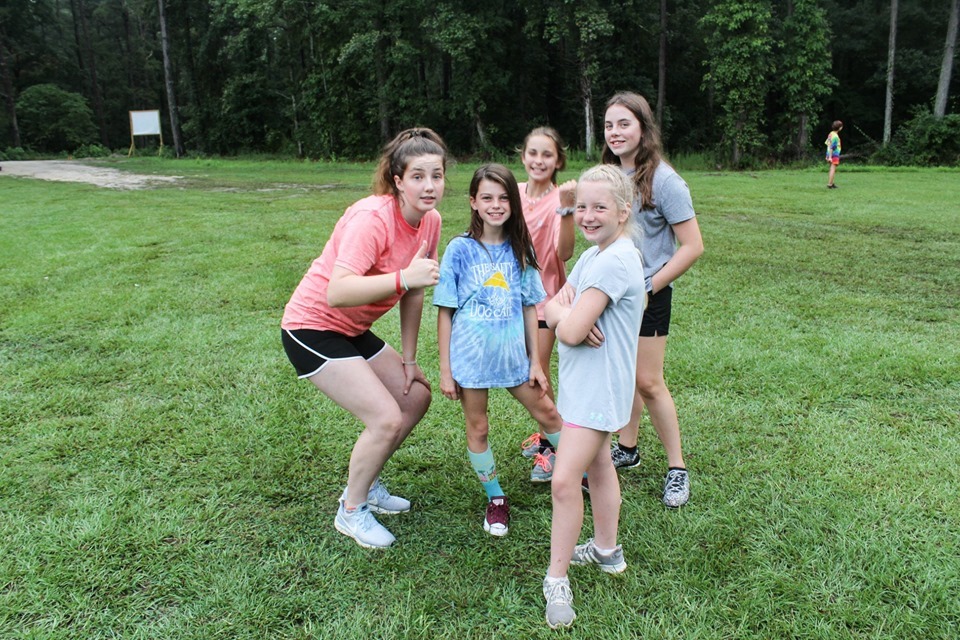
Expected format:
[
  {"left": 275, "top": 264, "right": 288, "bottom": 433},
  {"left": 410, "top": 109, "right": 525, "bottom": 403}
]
[
  {"left": 334, "top": 213, "right": 388, "bottom": 276},
  {"left": 657, "top": 173, "right": 695, "bottom": 225},
  {"left": 520, "top": 265, "right": 547, "bottom": 307},
  {"left": 433, "top": 239, "right": 462, "bottom": 308},
  {"left": 578, "top": 248, "right": 633, "bottom": 305}
]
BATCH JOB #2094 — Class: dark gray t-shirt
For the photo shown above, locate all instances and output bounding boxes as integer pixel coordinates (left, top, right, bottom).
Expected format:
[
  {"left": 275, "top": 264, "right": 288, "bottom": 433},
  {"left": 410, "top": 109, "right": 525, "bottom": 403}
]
[{"left": 629, "top": 162, "right": 696, "bottom": 283}]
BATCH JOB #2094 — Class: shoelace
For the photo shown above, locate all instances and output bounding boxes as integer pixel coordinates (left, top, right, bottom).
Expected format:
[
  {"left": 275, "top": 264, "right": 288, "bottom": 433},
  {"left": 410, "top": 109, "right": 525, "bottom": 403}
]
[
  {"left": 544, "top": 579, "right": 573, "bottom": 605},
  {"left": 532, "top": 452, "right": 554, "bottom": 472},
  {"left": 664, "top": 471, "right": 687, "bottom": 493},
  {"left": 487, "top": 499, "right": 508, "bottom": 523},
  {"left": 520, "top": 433, "right": 541, "bottom": 451}
]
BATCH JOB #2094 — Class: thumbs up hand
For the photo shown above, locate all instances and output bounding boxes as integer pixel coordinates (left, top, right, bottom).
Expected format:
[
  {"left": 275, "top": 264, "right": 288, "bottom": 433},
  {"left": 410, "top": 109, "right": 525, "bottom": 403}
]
[{"left": 402, "top": 241, "right": 440, "bottom": 290}]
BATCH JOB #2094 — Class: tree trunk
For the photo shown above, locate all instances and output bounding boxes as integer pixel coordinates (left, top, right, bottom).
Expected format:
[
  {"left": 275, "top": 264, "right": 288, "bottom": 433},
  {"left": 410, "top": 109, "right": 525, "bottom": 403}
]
[
  {"left": 797, "top": 113, "right": 808, "bottom": 157},
  {"left": 883, "top": 0, "right": 898, "bottom": 145},
  {"left": 80, "top": 0, "right": 109, "bottom": 147},
  {"left": 935, "top": 0, "right": 959, "bottom": 117},
  {"left": 580, "top": 62, "right": 594, "bottom": 159},
  {"left": 0, "top": 32, "right": 22, "bottom": 148},
  {"left": 158, "top": 0, "right": 185, "bottom": 156},
  {"left": 657, "top": 0, "right": 667, "bottom": 127}
]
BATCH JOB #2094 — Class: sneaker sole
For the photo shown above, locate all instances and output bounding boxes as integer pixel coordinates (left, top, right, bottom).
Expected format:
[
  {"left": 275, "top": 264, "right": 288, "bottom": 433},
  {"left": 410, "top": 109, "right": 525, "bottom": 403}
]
[
  {"left": 545, "top": 612, "right": 576, "bottom": 629},
  {"left": 334, "top": 520, "right": 393, "bottom": 549},
  {"left": 483, "top": 522, "right": 508, "bottom": 537},
  {"left": 663, "top": 497, "right": 689, "bottom": 509},
  {"left": 571, "top": 558, "right": 627, "bottom": 574},
  {"left": 529, "top": 476, "right": 553, "bottom": 483},
  {"left": 367, "top": 503, "right": 410, "bottom": 515},
  {"left": 613, "top": 459, "right": 642, "bottom": 470}
]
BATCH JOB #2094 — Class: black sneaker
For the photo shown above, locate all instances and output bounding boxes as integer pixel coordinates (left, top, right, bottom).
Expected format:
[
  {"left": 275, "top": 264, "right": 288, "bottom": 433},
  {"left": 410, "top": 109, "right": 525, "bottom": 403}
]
[{"left": 610, "top": 445, "right": 640, "bottom": 469}]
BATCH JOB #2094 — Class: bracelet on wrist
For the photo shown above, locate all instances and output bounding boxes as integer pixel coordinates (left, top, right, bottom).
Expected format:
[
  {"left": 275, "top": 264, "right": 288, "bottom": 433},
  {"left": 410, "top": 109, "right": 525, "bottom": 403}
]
[
  {"left": 401, "top": 360, "right": 417, "bottom": 366},
  {"left": 395, "top": 271, "right": 403, "bottom": 295},
  {"left": 555, "top": 206, "right": 575, "bottom": 217},
  {"left": 399, "top": 268, "right": 410, "bottom": 291}
]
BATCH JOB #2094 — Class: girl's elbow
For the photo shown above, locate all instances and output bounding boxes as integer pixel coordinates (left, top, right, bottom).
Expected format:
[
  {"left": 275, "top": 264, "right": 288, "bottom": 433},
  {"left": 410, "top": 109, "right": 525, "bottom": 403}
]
[{"left": 555, "top": 326, "right": 580, "bottom": 346}]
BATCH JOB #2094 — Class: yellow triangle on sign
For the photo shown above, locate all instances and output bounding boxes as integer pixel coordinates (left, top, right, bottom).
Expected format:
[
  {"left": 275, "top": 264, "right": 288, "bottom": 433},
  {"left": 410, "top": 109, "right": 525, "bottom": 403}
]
[{"left": 483, "top": 271, "right": 510, "bottom": 290}]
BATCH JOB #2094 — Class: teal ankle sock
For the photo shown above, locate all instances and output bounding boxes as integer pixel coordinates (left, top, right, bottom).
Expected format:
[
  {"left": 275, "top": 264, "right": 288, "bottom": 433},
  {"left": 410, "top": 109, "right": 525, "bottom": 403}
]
[{"left": 544, "top": 431, "right": 560, "bottom": 449}]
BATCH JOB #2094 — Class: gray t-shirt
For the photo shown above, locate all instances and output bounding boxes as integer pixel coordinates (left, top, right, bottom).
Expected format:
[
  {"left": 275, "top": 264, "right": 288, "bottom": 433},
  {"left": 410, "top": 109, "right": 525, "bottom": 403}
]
[
  {"left": 630, "top": 162, "right": 696, "bottom": 283},
  {"left": 557, "top": 238, "right": 646, "bottom": 432}
]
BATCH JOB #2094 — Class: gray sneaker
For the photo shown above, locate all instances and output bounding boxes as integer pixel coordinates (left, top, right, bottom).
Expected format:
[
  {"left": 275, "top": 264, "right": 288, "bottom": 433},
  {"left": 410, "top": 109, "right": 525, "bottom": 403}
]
[
  {"left": 570, "top": 538, "right": 627, "bottom": 574},
  {"left": 543, "top": 576, "right": 576, "bottom": 629},
  {"left": 521, "top": 432, "right": 542, "bottom": 458},
  {"left": 530, "top": 449, "right": 555, "bottom": 483},
  {"left": 365, "top": 478, "right": 411, "bottom": 514},
  {"left": 334, "top": 501, "right": 396, "bottom": 549},
  {"left": 610, "top": 445, "right": 641, "bottom": 469},
  {"left": 662, "top": 469, "right": 690, "bottom": 508}
]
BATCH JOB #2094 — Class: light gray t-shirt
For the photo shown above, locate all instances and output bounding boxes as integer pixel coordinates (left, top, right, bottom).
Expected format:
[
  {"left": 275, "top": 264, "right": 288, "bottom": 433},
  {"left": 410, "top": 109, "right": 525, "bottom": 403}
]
[
  {"left": 557, "top": 238, "right": 646, "bottom": 432},
  {"left": 629, "top": 162, "right": 696, "bottom": 283}
]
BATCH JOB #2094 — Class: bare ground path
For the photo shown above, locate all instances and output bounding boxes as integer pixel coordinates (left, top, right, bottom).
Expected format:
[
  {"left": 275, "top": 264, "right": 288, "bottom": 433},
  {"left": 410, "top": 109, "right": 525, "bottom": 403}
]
[{"left": 0, "top": 160, "right": 179, "bottom": 190}]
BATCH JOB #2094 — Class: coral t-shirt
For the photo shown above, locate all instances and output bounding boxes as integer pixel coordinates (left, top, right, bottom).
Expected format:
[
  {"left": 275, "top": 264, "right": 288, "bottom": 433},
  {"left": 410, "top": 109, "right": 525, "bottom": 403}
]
[
  {"left": 519, "top": 183, "right": 567, "bottom": 321},
  {"left": 282, "top": 194, "right": 442, "bottom": 336}
]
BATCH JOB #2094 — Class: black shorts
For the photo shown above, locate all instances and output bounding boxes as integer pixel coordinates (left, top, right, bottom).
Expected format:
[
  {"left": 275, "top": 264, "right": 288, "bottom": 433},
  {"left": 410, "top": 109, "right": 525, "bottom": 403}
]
[
  {"left": 281, "top": 328, "right": 386, "bottom": 378},
  {"left": 538, "top": 319, "right": 549, "bottom": 330},
  {"left": 639, "top": 286, "right": 673, "bottom": 337}
]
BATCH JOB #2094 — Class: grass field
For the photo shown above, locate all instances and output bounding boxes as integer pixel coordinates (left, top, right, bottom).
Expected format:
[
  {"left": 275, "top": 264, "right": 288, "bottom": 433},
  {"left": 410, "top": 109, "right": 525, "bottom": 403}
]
[{"left": 1, "top": 159, "right": 959, "bottom": 639}]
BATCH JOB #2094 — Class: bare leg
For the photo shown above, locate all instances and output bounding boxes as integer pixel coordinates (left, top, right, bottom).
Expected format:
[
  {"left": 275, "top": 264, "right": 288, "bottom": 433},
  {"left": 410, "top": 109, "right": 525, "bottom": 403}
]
[
  {"left": 548, "top": 427, "right": 613, "bottom": 578},
  {"left": 460, "top": 388, "right": 491, "bottom": 454},
  {"left": 634, "top": 335, "right": 685, "bottom": 469},
  {"left": 508, "top": 381, "right": 562, "bottom": 436},
  {"left": 536, "top": 326, "right": 558, "bottom": 403},
  {"left": 828, "top": 163, "right": 837, "bottom": 186},
  {"left": 308, "top": 344, "right": 430, "bottom": 508}
]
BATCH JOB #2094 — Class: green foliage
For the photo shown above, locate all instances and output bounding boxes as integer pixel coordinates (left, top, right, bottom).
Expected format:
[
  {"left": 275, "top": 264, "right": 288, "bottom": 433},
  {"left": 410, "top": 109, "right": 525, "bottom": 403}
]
[
  {"left": 871, "top": 110, "right": 960, "bottom": 165},
  {"left": 72, "top": 143, "right": 112, "bottom": 158},
  {"left": 15, "top": 84, "right": 99, "bottom": 153},
  {"left": 701, "top": 0, "right": 775, "bottom": 167},
  {"left": 0, "top": 146, "right": 27, "bottom": 161}
]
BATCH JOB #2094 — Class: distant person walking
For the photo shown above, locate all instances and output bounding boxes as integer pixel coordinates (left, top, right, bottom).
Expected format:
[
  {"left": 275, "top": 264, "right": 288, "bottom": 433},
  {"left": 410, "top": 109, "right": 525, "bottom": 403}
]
[
  {"left": 280, "top": 128, "right": 447, "bottom": 549},
  {"left": 826, "top": 120, "right": 843, "bottom": 189}
]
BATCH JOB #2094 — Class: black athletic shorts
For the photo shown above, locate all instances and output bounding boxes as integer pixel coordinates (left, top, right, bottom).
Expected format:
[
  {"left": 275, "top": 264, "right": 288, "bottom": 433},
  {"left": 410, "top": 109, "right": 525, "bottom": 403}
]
[
  {"left": 639, "top": 286, "right": 673, "bottom": 337},
  {"left": 281, "top": 328, "right": 386, "bottom": 378}
]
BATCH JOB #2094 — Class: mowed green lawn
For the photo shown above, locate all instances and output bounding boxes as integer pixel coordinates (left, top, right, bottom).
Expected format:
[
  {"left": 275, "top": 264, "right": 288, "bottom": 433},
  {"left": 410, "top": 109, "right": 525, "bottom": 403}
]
[{"left": 1, "top": 159, "right": 958, "bottom": 639}]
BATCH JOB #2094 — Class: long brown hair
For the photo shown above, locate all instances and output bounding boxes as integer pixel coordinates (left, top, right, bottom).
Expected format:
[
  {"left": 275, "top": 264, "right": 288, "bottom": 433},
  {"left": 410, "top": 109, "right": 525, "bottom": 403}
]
[
  {"left": 372, "top": 127, "right": 448, "bottom": 195},
  {"left": 518, "top": 126, "right": 568, "bottom": 185},
  {"left": 601, "top": 92, "right": 663, "bottom": 209},
  {"left": 467, "top": 164, "right": 539, "bottom": 271}
]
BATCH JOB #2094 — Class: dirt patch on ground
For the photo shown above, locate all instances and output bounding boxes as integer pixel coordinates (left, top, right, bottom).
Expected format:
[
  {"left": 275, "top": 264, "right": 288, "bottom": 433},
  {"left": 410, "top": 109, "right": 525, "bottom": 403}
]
[{"left": 1, "top": 160, "right": 180, "bottom": 190}]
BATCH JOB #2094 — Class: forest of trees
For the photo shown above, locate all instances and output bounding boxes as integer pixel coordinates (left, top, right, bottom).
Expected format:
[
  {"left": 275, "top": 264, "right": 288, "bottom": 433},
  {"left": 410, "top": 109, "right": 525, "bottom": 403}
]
[{"left": 1, "top": 0, "right": 958, "bottom": 166}]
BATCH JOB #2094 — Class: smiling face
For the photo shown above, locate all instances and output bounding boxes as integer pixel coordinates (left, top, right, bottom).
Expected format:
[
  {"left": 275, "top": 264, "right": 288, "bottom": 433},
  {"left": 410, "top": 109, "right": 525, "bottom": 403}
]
[
  {"left": 521, "top": 134, "right": 561, "bottom": 186},
  {"left": 393, "top": 153, "right": 445, "bottom": 223},
  {"left": 604, "top": 104, "right": 643, "bottom": 169},
  {"left": 575, "top": 180, "right": 629, "bottom": 250},
  {"left": 470, "top": 178, "right": 512, "bottom": 236}
]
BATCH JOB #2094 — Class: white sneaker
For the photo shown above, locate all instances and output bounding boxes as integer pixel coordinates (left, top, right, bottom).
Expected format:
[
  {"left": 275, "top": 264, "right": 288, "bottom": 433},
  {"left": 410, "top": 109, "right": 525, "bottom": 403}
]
[
  {"left": 365, "top": 478, "right": 411, "bottom": 514},
  {"left": 334, "top": 501, "right": 395, "bottom": 549},
  {"left": 543, "top": 575, "right": 576, "bottom": 628}
]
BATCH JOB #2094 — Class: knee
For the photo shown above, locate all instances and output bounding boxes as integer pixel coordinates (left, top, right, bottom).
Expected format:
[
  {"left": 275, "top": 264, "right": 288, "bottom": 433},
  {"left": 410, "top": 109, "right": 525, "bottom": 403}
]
[
  {"left": 372, "top": 411, "right": 405, "bottom": 444},
  {"left": 551, "top": 471, "right": 583, "bottom": 504},
  {"left": 636, "top": 374, "right": 667, "bottom": 400}
]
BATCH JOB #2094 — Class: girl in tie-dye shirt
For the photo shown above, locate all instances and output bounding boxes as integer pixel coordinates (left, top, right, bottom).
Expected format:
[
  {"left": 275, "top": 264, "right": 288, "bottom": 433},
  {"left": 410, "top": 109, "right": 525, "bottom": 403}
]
[{"left": 435, "top": 164, "right": 562, "bottom": 539}]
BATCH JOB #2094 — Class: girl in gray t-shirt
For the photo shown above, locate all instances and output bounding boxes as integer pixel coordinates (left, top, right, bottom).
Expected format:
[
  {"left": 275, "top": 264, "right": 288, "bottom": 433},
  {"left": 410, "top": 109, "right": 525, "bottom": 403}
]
[{"left": 541, "top": 165, "right": 645, "bottom": 629}]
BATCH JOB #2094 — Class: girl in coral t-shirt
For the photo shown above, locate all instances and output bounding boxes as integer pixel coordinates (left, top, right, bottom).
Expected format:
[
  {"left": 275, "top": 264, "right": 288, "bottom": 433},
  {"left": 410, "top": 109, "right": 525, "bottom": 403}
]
[{"left": 281, "top": 128, "right": 447, "bottom": 549}]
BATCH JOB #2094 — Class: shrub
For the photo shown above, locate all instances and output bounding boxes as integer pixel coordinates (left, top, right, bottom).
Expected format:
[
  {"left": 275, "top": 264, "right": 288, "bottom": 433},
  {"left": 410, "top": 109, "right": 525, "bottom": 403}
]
[
  {"left": 16, "top": 84, "right": 99, "bottom": 153},
  {"left": 872, "top": 110, "right": 960, "bottom": 166},
  {"left": 72, "top": 143, "right": 112, "bottom": 158}
]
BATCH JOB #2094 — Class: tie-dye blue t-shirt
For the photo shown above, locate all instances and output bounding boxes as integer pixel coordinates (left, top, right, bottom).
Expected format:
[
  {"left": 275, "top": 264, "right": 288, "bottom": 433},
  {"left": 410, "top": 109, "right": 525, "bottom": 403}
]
[{"left": 434, "top": 237, "right": 546, "bottom": 388}]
